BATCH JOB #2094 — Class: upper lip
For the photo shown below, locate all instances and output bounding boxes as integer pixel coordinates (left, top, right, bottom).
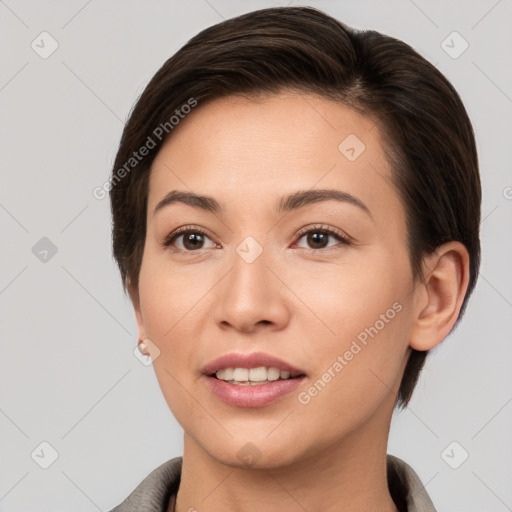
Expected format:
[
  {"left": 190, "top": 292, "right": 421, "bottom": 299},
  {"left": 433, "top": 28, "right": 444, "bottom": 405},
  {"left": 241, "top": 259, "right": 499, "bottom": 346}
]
[{"left": 202, "top": 352, "right": 306, "bottom": 376}]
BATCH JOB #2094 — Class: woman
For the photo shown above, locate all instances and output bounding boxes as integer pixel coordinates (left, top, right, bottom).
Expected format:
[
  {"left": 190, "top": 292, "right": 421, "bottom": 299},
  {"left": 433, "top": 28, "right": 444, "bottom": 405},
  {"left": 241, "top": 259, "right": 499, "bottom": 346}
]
[{"left": 108, "top": 6, "right": 480, "bottom": 511}]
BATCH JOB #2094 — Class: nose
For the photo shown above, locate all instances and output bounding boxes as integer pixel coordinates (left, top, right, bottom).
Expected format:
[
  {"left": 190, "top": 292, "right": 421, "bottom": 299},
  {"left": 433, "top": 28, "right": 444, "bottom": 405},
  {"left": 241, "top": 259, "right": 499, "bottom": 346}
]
[{"left": 213, "top": 246, "right": 291, "bottom": 334}]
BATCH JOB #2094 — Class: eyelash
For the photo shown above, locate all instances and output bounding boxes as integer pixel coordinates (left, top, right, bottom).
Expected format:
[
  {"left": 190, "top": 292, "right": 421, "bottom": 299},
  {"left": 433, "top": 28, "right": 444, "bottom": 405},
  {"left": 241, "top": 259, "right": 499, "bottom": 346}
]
[{"left": 162, "top": 224, "right": 352, "bottom": 254}]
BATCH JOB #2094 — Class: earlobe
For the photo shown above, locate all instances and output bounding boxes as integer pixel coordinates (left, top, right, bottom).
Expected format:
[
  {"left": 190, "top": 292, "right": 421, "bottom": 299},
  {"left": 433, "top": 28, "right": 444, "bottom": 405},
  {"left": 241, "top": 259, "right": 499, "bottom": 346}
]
[{"left": 409, "top": 241, "right": 470, "bottom": 351}]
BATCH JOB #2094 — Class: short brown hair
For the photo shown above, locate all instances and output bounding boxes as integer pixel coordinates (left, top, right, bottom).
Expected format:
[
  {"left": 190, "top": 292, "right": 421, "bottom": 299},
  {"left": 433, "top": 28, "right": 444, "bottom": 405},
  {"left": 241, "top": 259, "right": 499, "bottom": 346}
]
[{"left": 109, "top": 6, "right": 481, "bottom": 408}]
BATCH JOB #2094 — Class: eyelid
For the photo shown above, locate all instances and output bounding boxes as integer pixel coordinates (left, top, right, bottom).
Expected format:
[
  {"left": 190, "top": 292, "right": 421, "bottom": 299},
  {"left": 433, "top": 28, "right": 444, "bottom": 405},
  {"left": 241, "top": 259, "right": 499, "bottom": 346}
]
[{"left": 293, "top": 224, "right": 353, "bottom": 245}]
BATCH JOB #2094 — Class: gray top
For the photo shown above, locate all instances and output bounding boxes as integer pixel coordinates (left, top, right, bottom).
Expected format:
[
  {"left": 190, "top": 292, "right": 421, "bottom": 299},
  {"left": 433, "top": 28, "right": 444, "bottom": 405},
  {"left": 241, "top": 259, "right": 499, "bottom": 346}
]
[{"left": 109, "top": 454, "right": 437, "bottom": 512}]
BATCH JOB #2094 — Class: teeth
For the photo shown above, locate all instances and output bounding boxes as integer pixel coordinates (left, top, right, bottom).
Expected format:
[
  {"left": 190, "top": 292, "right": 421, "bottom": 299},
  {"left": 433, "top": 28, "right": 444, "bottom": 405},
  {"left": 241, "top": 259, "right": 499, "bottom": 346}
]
[
  {"left": 249, "top": 367, "right": 267, "bottom": 381},
  {"left": 233, "top": 368, "right": 249, "bottom": 381},
  {"left": 215, "top": 367, "right": 299, "bottom": 384},
  {"left": 218, "top": 368, "right": 234, "bottom": 380},
  {"left": 267, "top": 367, "right": 280, "bottom": 381}
]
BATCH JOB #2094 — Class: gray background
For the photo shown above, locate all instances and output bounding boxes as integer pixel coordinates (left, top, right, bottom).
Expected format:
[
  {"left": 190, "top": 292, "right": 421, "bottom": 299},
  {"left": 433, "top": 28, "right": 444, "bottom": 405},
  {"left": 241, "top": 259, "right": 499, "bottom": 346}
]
[{"left": 1, "top": 0, "right": 511, "bottom": 510}]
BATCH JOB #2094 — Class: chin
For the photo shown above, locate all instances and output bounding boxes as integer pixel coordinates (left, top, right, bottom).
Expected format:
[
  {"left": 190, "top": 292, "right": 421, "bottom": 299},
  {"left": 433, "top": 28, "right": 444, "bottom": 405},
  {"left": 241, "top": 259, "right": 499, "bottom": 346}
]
[{"left": 200, "top": 434, "right": 308, "bottom": 471}]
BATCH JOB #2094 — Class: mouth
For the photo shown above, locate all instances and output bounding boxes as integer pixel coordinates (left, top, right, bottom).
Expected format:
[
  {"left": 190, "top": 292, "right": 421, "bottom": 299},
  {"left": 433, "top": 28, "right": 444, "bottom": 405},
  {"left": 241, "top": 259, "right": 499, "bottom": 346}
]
[
  {"left": 202, "top": 351, "right": 306, "bottom": 382},
  {"left": 201, "top": 352, "right": 306, "bottom": 407}
]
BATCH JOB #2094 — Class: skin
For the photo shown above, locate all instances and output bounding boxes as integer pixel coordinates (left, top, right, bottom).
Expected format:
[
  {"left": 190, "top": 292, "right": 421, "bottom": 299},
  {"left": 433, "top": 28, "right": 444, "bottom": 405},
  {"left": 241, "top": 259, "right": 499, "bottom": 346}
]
[{"left": 130, "top": 91, "right": 470, "bottom": 512}]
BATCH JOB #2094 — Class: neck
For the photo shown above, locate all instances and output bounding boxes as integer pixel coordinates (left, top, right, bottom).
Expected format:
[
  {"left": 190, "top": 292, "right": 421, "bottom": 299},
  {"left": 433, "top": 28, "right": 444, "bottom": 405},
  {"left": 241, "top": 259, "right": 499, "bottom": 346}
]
[{"left": 173, "top": 407, "right": 399, "bottom": 512}]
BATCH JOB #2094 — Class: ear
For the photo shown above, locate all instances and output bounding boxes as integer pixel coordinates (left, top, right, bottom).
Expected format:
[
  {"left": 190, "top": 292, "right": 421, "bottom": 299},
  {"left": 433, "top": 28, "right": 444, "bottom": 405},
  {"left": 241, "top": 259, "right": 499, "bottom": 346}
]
[
  {"left": 409, "top": 241, "right": 470, "bottom": 351},
  {"left": 128, "top": 280, "right": 147, "bottom": 342}
]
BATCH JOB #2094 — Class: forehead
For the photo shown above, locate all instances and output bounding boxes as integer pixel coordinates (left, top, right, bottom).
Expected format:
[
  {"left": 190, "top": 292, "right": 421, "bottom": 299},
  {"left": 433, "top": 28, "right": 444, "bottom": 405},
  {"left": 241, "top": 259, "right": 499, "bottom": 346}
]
[{"left": 148, "top": 91, "right": 398, "bottom": 220}]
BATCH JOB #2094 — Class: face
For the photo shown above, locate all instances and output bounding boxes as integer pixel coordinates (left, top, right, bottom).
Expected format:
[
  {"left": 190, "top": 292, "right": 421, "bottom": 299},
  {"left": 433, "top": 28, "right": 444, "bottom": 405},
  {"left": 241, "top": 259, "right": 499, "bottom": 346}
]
[{"left": 133, "top": 91, "right": 418, "bottom": 469}]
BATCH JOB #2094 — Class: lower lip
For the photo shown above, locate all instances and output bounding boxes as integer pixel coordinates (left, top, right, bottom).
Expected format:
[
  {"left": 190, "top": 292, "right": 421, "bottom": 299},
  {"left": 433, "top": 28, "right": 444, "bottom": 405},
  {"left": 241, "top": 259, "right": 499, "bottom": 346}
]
[{"left": 204, "top": 375, "right": 305, "bottom": 408}]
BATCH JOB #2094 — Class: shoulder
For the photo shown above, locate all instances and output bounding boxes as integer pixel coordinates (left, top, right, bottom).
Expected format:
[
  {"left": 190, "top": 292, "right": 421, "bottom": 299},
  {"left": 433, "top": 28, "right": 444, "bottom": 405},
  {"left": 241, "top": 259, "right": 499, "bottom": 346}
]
[
  {"left": 387, "top": 454, "right": 438, "bottom": 512},
  {"left": 108, "top": 456, "right": 182, "bottom": 512}
]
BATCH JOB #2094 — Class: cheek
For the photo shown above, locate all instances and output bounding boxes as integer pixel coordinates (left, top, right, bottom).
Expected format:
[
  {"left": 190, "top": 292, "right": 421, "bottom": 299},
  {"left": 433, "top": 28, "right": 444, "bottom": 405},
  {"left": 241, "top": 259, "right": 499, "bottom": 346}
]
[
  {"left": 292, "top": 306, "right": 411, "bottom": 452},
  {"left": 288, "top": 249, "right": 410, "bottom": 344},
  {"left": 290, "top": 251, "right": 412, "bottom": 409},
  {"left": 138, "top": 250, "right": 204, "bottom": 339},
  {"left": 138, "top": 257, "right": 208, "bottom": 427},
  {"left": 137, "top": 256, "right": 201, "bottom": 390}
]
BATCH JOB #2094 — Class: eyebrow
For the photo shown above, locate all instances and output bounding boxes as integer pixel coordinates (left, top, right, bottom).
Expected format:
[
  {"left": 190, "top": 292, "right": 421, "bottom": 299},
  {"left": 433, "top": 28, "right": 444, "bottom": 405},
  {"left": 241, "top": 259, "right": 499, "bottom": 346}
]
[{"left": 153, "top": 189, "right": 372, "bottom": 217}]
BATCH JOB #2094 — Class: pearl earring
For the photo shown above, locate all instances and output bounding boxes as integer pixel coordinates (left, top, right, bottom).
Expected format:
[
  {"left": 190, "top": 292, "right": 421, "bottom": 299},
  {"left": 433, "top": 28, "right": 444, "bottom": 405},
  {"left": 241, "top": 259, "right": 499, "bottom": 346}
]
[{"left": 138, "top": 339, "right": 150, "bottom": 356}]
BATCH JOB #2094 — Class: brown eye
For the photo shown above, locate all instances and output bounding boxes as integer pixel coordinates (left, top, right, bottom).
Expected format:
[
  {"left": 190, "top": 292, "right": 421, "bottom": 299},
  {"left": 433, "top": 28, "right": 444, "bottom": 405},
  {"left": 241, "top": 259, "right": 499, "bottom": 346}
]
[
  {"left": 295, "top": 225, "right": 351, "bottom": 251},
  {"left": 180, "top": 231, "right": 206, "bottom": 250},
  {"left": 163, "top": 227, "right": 215, "bottom": 252},
  {"left": 306, "top": 232, "right": 330, "bottom": 249}
]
